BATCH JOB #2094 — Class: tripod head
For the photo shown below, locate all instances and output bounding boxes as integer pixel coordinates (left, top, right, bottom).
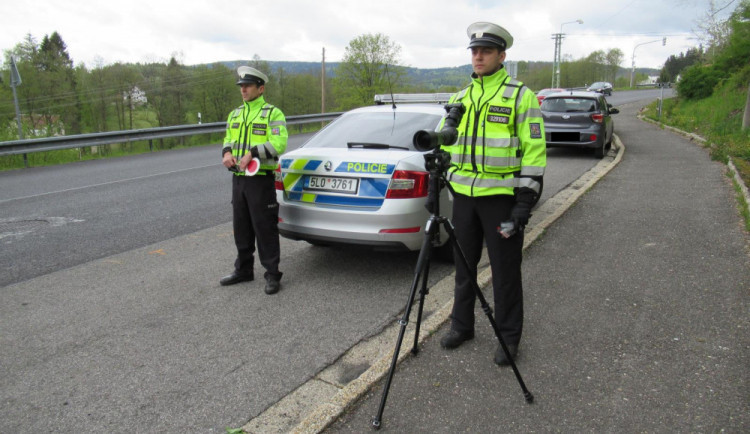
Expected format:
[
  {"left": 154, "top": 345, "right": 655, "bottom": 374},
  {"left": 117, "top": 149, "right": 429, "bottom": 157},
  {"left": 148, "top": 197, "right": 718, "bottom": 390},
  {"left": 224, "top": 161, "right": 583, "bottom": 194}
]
[
  {"left": 423, "top": 148, "right": 452, "bottom": 177},
  {"left": 422, "top": 149, "right": 455, "bottom": 219}
]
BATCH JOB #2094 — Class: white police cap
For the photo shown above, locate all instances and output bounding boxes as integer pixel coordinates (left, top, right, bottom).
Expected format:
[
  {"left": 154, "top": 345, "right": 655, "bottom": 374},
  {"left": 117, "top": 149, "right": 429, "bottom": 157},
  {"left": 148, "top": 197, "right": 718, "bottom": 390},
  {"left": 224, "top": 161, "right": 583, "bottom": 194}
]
[
  {"left": 236, "top": 66, "right": 268, "bottom": 85},
  {"left": 467, "top": 22, "right": 513, "bottom": 51}
]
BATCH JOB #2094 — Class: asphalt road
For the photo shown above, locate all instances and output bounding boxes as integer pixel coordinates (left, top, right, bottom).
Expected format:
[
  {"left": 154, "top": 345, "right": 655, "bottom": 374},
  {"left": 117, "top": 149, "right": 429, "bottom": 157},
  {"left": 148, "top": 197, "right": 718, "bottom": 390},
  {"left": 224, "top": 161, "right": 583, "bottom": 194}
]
[{"left": 0, "top": 90, "right": 672, "bottom": 432}]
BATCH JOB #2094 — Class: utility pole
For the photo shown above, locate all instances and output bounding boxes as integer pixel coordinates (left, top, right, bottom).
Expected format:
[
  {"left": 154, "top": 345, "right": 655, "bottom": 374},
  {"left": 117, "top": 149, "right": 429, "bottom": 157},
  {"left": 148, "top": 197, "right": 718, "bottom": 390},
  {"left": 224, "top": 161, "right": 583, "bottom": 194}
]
[
  {"left": 321, "top": 47, "right": 326, "bottom": 115},
  {"left": 10, "top": 55, "right": 28, "bottom": 168},
  {"left": 551, "top": 20, "right": 582, "bottom": 88},
  {"left": 551, "top": 33, "right": 563, "bottom": 88}
]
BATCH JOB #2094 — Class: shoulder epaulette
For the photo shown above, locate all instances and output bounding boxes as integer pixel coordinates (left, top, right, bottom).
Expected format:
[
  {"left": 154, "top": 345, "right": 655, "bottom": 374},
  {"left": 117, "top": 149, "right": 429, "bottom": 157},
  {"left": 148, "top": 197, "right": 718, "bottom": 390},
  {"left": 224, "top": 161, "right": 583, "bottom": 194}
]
[
  {"left": 502, "top": 78, "right": 525, "bottom": 99},
  {"left": 260, "top": 104, "right": 275, "bottom": 119},
  {"left": 453, "top": 84, "right": 472, "bottom": 101}
]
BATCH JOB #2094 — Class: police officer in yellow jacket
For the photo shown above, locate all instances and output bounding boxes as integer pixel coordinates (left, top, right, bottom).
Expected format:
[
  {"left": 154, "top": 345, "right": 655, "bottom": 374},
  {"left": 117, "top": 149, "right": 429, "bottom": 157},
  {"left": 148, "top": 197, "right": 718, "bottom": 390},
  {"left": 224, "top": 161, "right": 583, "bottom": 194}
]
[
  {"left": 220, "top": 66, "right": 288, "bottom": 294},
  {"left": 439, "top": 22, "right": 546, "bottom": 365}
]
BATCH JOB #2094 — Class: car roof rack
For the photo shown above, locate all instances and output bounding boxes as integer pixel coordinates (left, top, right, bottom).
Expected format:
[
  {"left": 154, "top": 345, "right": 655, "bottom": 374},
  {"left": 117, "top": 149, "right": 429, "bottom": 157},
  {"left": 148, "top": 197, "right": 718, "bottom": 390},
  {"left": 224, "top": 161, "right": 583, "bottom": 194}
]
[{"left": 374, "top": 93, "right": 453, "bottom": 105}]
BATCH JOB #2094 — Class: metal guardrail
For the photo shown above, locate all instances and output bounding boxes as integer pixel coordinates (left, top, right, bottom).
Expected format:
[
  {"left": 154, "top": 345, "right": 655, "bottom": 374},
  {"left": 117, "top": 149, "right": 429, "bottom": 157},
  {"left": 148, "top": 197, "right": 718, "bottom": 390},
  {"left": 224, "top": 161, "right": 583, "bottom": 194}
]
[{"left": 0, "top": 112, "right": 343, "bottom": 157}]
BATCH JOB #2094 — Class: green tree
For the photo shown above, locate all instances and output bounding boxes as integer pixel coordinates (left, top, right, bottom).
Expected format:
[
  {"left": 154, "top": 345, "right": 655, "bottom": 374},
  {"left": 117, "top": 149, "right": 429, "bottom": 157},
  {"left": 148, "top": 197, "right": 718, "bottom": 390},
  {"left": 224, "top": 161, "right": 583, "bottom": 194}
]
[
  {"left": 712, "top": 0, "right": 750, "bottom": 74},
  {"left": 605, "top": 48, "right": 624, "bottom": 84},
  {"left": 38, "top": 32, "right": 81, "bottom": 135},
  {"left": 189, "top": 63, "right": 236, "bottom": 124},
  {"left": 678, "top": 0, "right": 750, "bottom": 100},
  {"left": 334, "top": 33, "right": 404, "bottom": 110},
  {"left": 694, "top": 0, "right": 735, "bottom": 60},
  {"left": 661, "top": 46, "right": 704, "bottom": 83},
  {"left": 144, "top": 57, "right": 189, "bottom": 145}
]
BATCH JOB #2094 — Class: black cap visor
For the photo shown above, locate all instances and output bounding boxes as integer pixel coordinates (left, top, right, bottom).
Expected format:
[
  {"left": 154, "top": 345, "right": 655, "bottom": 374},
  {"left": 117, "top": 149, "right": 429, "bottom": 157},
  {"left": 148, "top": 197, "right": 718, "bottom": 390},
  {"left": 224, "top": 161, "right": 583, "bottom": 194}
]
[{"left": 468, "top": 34, "right": 506, "bottom": 51}]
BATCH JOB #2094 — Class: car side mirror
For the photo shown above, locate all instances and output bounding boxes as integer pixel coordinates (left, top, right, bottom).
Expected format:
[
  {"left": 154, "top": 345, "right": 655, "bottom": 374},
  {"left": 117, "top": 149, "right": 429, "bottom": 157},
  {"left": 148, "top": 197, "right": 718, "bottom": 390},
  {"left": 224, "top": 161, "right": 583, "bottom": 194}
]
[{"left": 609, "top": 107, "right": 620, "bottom": 114}]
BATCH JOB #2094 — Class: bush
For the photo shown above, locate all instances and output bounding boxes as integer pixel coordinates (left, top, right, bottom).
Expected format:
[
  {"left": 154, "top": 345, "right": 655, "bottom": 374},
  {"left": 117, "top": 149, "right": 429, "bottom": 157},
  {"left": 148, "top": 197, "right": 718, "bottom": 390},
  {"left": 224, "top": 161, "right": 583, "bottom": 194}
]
[{"left": 677, "top": 64, "right": 723, "bottom": 100}]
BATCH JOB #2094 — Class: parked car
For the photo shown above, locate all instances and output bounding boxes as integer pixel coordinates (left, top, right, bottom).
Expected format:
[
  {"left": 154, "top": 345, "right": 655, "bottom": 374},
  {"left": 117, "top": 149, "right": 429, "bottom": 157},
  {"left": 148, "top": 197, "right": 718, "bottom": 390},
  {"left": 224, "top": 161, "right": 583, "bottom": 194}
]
[
  {"left": 587, "top": 81, "right": 613, "bottom": 95},
  {"left": 275, "top": 94, "right": 454, "bottom": 257},
  {"left": 535, "top": 88, "right": 565, "bottom": 105},
  {"left": 540, "top": 91, "right": 619, "bottom": 158}
]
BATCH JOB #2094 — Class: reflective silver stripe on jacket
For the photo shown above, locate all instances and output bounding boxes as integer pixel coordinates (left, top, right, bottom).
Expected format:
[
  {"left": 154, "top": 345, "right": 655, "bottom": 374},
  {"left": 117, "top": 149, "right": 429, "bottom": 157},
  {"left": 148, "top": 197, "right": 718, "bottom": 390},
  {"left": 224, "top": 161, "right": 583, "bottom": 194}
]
[
  {"left": 258, "top": 142, "right": 280, "bottom": 158},
  {"left": 518, "top": 176, "right": 542, "bottom": 193},
  {"left": 515, "top": 107, "right": 543, "bottom": 123},
  {"left": 483, "top": 155, "right": 522, "bottom": 167},
  {"left": 448, "top": 172, "right": 542, "bottom": 194},
  {"left": 520, "top": 166, "right": 545, "bottom": 177},
  {"left": 447, "top": 172, "right": 520, "bottom": 189},
  {"left": 461, "top": 136, "right": 520, "bottom": 148}
]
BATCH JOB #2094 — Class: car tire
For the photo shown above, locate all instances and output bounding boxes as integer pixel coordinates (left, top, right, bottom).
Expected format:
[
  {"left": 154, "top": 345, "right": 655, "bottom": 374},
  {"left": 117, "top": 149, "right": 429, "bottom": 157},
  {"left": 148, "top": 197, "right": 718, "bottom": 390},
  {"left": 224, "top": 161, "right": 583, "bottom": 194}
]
[
  {"left": 594, "top": 141, "right": 606, "bottom": 158},
  {"left": 306, "top": 240, "right": 331, "bottom": 247},
  {"left": 433, "top": 240, "right": 454, "bottom": 263}
]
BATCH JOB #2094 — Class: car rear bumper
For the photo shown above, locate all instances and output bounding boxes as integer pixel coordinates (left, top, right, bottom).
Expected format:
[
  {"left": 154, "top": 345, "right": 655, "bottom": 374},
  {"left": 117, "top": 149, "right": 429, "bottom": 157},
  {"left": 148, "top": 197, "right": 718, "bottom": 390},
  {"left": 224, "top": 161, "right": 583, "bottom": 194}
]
[
  {"left": 277, "top": 197, "right": 435, "bottom": 251},
  {"left": 545, "top": 129, "right": 605, "bottom": 149}
]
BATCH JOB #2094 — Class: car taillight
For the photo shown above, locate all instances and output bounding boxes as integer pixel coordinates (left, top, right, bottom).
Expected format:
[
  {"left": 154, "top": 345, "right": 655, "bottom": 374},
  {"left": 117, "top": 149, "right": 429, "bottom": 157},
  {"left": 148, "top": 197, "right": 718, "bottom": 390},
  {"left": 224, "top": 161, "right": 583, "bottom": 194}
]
[
  {"left": 386, "top": 170, "right": 429, "bottom": 199},
  {"left": 591, "top": 113, "right": 604, "bottom": 124},
  {"left": 274, "top": 166, "right": 284, "bottom": 191},
  {"left": 379, "top": 227, "right": 422, "bottom": 234}
]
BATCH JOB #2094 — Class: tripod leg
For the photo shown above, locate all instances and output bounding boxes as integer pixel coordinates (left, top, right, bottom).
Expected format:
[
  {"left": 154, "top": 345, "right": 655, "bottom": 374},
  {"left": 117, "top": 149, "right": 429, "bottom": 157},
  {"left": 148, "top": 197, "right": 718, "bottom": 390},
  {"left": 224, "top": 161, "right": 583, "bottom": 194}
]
[
  {"left": 411, "top": 245, "right": 432, "bottom": 355},
  {"left": 371, "top": 219, "right": 435, "bottom": 429},
  {"left": 441, "top": 219, "right": 534, "bottom": 404}
]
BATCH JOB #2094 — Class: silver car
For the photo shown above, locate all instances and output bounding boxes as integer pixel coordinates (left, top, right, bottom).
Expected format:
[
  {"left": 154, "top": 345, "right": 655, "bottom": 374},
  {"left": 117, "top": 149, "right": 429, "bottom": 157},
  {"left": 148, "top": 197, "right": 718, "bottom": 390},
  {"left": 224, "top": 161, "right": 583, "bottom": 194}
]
[
  {"left": 275, "top": 95, "right": 454, "bottom": 255},
  {"left": 541, "top": 91, "right": 619, "bottom": 158}
]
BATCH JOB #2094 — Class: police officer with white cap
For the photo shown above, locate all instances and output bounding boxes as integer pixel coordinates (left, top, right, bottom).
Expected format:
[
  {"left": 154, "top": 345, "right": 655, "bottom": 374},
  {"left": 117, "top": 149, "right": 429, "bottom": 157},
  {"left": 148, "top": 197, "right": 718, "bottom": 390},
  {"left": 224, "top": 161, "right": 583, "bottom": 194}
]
[
  {"left": 220, "top": 66, "right": 288, "bottom": 294},
  {"left": 438, "top": 22, "right": 546, "bottom": 365}
]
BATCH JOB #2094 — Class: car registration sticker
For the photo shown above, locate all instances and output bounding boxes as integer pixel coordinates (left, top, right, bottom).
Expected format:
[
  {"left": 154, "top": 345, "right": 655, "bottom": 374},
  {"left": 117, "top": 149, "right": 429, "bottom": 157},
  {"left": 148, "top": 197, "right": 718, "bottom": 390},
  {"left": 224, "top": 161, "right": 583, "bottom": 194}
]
[{"left": 305, "top": 176, "right": 359, "bottom": 194}]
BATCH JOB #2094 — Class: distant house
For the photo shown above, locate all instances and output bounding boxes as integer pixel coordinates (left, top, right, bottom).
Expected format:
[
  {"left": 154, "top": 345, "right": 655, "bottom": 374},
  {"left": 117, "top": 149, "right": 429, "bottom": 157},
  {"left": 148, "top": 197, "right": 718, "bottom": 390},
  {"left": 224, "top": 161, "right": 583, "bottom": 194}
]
[
  {"left": 124, "top": 86, "right": 148, "bottom": 106},
  {"left": 24, "top": 114, "right": 65, "bottom": 137}
]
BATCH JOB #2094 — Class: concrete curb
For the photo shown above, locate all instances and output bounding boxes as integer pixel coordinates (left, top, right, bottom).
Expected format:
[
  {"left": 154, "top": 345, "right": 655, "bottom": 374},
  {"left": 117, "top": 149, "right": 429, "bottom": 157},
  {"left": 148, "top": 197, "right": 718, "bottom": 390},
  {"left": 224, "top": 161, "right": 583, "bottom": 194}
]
[{"left": 241, "top": 137, "right": 625, "bottom": 434}]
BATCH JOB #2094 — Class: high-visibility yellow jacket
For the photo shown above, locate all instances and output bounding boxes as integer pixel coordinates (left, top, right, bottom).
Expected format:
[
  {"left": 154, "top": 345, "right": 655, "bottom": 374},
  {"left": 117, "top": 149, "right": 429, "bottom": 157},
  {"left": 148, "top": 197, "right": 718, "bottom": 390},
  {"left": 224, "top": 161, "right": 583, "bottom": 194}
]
[
  {"left": 222, "top": 95, "right": 288, "bottom": 174},
  {"left": 441, "top": 67, "right": 546, "bottom": 197}
]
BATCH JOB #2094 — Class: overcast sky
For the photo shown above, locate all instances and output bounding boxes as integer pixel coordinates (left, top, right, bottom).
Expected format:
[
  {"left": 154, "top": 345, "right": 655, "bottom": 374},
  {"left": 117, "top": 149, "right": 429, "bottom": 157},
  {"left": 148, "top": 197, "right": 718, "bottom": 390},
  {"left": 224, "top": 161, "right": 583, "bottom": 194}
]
[{"left": 1, "top": 0, "right": 737, "bottom": 71}]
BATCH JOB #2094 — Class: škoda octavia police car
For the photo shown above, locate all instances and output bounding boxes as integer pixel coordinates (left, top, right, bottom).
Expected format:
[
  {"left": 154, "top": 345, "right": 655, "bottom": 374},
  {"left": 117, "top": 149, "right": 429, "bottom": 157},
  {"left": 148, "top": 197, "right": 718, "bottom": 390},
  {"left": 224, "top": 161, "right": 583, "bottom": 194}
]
[{"left": 275, "top": 94, "right": 454, "bottom": 258}]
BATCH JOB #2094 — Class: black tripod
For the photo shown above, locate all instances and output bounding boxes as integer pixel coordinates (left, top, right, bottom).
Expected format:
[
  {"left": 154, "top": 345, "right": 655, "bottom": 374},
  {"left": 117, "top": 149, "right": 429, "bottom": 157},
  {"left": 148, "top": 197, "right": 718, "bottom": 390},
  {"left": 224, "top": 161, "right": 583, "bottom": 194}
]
[{"left": 370, "top": 149, "right": 534, "bottom": 430}]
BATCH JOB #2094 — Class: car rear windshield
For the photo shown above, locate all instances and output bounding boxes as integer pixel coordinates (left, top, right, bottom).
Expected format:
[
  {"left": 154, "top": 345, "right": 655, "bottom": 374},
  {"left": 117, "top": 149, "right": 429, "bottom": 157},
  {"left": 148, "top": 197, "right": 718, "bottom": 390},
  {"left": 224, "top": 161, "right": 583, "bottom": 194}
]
[
  {"left": 302, "top": 111, "right": 442, "bottom": 150},
  {"left": 541, "top": 97, "right": 598, "bottom": 113}
]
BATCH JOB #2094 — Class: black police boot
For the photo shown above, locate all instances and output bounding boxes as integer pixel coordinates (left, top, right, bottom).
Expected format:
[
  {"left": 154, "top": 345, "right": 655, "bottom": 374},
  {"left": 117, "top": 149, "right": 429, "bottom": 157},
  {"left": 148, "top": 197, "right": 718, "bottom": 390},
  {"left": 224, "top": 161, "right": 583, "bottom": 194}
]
[
  {"left": 439, "top": 329, "right": 475, "bottom": 349},
  {"left": 219, "top": 271, "right": 254, "bottom": 286},
  {"left": 494, "top": 344, "right": 518, "bottom": 366},
  {"left": 264, "top": 276, "right": 281, "bottom": 295}
]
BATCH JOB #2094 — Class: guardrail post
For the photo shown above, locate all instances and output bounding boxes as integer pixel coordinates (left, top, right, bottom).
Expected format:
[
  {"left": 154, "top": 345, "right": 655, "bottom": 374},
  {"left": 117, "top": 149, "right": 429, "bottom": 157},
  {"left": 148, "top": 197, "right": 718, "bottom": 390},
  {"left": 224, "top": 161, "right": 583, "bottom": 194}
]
[{"left": 149, "top": 139, "right": 153, "bottom": 152}]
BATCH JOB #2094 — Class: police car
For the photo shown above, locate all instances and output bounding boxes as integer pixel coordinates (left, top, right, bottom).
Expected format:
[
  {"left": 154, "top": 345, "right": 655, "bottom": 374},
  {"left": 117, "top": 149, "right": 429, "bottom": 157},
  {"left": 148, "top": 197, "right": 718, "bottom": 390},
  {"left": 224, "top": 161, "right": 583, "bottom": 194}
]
[{"left": 275, "top": 94, "right": 454, "bottom": 256}]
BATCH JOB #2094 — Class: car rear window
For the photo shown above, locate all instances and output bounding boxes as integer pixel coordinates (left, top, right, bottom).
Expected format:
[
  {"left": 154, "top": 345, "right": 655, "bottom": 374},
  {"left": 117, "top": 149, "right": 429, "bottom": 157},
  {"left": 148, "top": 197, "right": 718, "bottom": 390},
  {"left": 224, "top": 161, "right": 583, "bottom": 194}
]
[
  {"left": 302, "top": 111, "right": 442, "bottom": 150},
  {"left": 541, "top": 98, "right": 598, "bottom": 113}
]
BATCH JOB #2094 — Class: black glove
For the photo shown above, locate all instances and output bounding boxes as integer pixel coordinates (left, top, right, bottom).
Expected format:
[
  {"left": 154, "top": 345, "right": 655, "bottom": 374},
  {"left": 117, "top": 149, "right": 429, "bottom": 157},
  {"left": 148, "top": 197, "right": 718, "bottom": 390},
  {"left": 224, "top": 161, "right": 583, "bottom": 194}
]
[
  {"left": 510, "top": 188, "right": 536, "bottom": 229},
  {"left": 510, "top": 201, "right": 532, "bottom": 228}
]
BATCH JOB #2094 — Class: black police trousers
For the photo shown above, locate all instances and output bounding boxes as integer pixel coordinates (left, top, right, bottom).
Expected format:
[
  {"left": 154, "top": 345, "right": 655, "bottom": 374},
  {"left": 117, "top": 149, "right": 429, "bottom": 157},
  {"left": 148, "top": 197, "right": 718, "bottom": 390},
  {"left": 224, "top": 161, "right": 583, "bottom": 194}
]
[
  {"left": 450, "top": 192, "right": 524, "bottom": 346},
  {"left": 231, "top": 174, "right": 282, "bottom": 281}
]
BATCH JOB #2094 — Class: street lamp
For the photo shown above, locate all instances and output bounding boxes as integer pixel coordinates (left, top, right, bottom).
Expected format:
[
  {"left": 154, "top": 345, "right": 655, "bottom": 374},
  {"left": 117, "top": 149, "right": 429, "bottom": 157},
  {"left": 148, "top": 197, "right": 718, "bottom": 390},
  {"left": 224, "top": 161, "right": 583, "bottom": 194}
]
[
  {"left": 552, "top": 19, "right": 583, "bottom": 88},
  {"left": 630, "top": 38, "right": 666, "bottom": 88}
]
